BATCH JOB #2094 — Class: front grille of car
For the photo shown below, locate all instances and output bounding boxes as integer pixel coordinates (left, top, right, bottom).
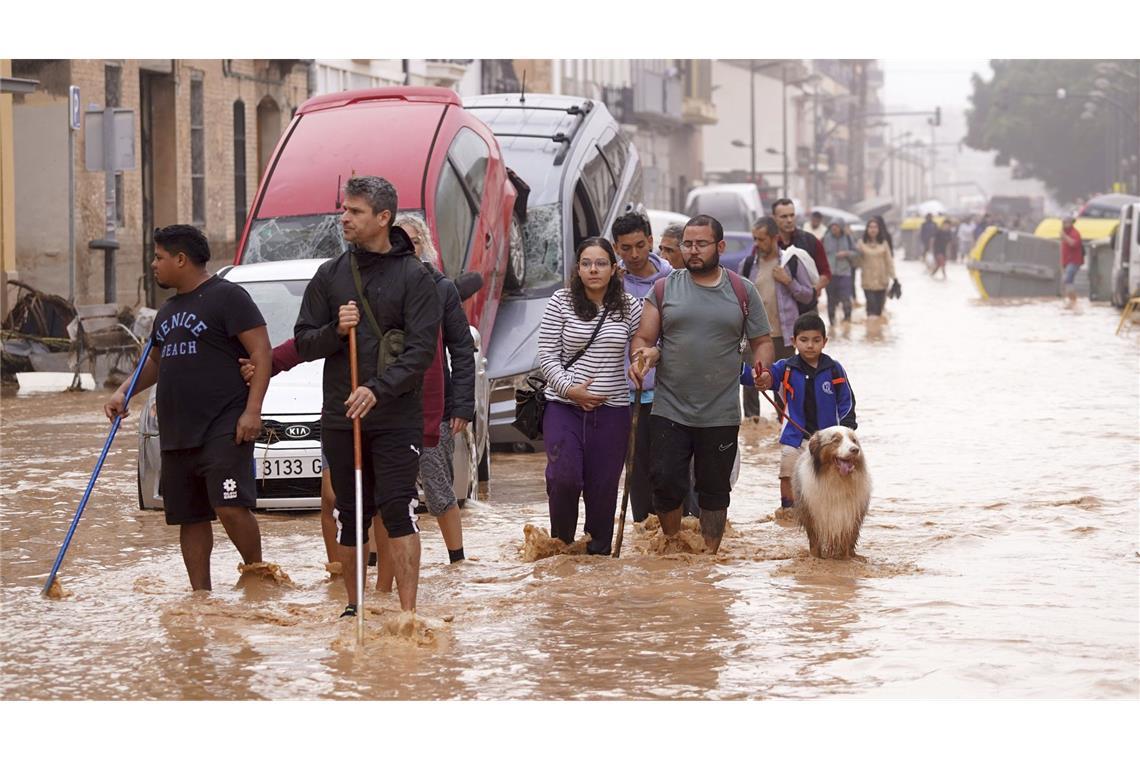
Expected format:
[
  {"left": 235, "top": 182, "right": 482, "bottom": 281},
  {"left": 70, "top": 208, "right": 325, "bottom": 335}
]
[
  {"left": 256, "top": 477, "right": 322, "bottom": 500},
  {"left": 258, "top": 419, "right": 321, "bottom": 444}
]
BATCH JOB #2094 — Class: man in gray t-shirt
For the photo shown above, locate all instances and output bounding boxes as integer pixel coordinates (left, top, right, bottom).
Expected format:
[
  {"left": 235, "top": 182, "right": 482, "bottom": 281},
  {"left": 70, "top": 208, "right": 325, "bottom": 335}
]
[{"left": 630, "top": 215, "right": 775, "bottom": 553}]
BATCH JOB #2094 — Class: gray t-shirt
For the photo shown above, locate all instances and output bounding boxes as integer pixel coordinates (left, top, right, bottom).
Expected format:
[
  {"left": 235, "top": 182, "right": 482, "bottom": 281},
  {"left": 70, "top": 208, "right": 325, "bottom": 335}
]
[{"left": 646, "top": 269, "right": 770, "bottom": 427}]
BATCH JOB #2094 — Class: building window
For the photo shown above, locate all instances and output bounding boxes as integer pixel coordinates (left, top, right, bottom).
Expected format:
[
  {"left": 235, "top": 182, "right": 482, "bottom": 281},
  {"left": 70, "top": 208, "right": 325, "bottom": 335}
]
[
  {"left": 114, "top": 173, "right": 125, "bottom": 227},
  {"left": 190, "top": 76, "right": 205, "bottom": 227},
  {"left": 104, "top": 63, "right": 121, "bottom": 108},
  {"left": 233, "top": 100, "right": 247, "bottom": 236}
]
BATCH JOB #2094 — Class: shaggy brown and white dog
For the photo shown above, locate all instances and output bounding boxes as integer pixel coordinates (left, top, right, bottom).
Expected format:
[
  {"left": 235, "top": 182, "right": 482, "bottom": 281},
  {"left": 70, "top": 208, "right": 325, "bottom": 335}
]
[{"left": 791, "top": 426, "right": 871, "bottom": 559}]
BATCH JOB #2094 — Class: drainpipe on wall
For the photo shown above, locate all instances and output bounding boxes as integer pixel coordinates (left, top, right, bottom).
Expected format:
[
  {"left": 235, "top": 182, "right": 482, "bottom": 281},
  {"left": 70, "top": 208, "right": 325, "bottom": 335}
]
[{"left": 302, "top": 60, "right": 315, "bottom": 98}]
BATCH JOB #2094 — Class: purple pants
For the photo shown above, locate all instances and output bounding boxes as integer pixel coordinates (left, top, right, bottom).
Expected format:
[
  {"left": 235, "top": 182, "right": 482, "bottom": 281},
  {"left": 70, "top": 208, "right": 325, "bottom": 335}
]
[{"left": 543, "top": 400, "right": 631, "bottom": 555}]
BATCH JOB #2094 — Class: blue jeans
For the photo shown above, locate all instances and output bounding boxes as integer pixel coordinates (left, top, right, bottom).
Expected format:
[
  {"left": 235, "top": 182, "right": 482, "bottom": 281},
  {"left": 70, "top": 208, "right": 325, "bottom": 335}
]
[{"left": 1063, "top": 263, "right": 1080, "bottom": 286}]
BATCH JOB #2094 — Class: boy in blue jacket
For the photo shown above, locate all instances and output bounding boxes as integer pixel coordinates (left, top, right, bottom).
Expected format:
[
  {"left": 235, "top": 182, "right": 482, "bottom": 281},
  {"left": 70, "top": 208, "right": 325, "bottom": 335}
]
[{"left": 757, "top": 313, "right": 856, "bottom": 512}]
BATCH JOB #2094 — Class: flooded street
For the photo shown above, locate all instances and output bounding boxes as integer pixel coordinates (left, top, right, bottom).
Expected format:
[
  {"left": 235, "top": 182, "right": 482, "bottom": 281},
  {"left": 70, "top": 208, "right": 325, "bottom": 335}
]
[{"left": 2, "top": 259, "right": 1137, "bottom": 699}]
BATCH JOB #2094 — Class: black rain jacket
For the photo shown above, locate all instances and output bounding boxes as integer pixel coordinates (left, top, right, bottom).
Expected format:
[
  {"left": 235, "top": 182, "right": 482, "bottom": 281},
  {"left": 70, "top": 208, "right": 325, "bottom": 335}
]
[{"left": 294, "top": 225, "right": 441, "bottom": 432}]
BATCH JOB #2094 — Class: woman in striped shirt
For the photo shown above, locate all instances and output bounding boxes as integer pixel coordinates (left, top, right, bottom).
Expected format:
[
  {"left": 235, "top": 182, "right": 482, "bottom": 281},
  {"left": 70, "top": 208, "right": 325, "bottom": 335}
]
[{"left": 539, "top": 236, "right": 642, "bottom": 555}]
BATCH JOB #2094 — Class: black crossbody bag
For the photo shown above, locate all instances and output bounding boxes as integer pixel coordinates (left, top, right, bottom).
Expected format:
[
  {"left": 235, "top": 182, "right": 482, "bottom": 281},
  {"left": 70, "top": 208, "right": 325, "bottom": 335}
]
[
  {"left": 350, "top": 251, "right": 407, "bottom": 380},
  {"left": 511, "top": 305, "right": 611, "bottom": 441}
]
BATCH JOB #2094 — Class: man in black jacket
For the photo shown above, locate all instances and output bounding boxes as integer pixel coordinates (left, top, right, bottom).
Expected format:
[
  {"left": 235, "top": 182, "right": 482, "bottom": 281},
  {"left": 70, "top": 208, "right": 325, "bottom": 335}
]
[{"left": 295, "top": 176, "right": 441, "bottom": 617}]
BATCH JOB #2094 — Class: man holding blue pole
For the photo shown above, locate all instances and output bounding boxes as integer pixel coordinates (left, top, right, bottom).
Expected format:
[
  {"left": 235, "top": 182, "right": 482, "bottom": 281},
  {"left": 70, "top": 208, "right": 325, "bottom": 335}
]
[{"left": 104, "top": 225, "right": 271, "bottom": 591}]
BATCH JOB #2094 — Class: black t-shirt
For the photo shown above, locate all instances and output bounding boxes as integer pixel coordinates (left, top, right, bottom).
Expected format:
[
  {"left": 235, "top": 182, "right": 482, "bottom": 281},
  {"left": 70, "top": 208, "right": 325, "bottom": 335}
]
[
  {"left": 150, "top": 276, "right": 266, "bottom": 451},
  {"left": 933, "top": 229, "right": 952, "bottom": 255}
]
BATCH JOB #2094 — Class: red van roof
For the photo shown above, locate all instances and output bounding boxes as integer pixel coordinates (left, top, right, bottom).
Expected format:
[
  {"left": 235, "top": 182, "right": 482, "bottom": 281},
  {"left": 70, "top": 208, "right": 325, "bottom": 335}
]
[
  {"left": 255, "top": 97, "right": 455, "bottom": 219},
  {"left": 297, "top": 86, "right": 462, "bottom": 114}
]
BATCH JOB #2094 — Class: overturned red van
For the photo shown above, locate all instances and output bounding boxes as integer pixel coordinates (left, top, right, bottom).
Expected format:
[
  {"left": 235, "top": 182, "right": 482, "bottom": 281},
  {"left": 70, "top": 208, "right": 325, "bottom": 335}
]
[{"left": 233, "top": 86, "right": 524, "bottom": 347}]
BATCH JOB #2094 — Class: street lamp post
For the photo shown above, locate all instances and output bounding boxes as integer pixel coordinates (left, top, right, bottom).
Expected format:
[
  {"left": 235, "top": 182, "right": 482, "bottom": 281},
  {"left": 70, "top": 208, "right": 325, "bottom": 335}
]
[
  {"left": 750, "top": 61, "right": 756, "bottom": 189},
  {"left": 781, "top": 64, "right": 788, "bottom": 200}
]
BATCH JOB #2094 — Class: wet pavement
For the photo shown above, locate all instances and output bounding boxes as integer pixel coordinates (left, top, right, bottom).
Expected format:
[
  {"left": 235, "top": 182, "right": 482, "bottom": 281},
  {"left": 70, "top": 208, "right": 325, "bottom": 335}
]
[{"left": 1, "top": 260, "right": 1138, "bottom": 699}]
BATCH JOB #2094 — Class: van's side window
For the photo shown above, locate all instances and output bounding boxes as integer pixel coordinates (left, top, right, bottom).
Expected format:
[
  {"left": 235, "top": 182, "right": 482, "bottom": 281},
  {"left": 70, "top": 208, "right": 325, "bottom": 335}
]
[
  {"left": 435, "top": 128, "right": 490, "bottom": 276},
  {"left": 599, "top": 130, "right": 627, "bottom": 183},
  {"left": 581, "top": 142, "right": 616, "bottom": 226}
]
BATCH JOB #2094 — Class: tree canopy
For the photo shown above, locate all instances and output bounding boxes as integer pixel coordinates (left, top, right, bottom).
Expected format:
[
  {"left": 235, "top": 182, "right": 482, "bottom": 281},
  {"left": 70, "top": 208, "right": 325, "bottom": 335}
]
[{"left": 965, "top": 60, "right": 1115, "bottom": 202}]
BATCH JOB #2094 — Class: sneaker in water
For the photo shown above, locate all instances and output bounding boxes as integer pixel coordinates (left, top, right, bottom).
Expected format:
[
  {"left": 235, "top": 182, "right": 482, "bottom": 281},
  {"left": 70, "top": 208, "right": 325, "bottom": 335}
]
[{"left": 340, "top": 604, "right": 358, "bottom": 618}]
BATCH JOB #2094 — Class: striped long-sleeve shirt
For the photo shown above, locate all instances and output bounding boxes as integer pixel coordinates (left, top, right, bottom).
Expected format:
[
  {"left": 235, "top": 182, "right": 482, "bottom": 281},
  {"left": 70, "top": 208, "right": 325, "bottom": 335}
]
[{"left": 538, "top": 289, "right": 642, "bottom": 408}]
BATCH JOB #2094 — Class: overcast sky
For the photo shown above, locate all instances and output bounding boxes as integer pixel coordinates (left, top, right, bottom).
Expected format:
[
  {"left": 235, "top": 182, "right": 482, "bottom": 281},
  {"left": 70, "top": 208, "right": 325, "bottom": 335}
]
[{"left": 881, "top": 59, "right": 992, "bottom": 111}]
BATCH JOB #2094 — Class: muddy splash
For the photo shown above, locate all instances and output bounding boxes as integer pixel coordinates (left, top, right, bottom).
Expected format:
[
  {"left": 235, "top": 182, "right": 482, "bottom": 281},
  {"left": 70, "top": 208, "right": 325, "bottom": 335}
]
[
  {"left": 520, "top": 524, "right": 589, "bottom": 561},
  {"left": 44, "top": 578, "right": 70, "bottom": 600},
  {"left": 329, "top": 609, "right": 450, "bottom": 650},
  {"left": 237, "top": 562, "right": 295, "bottom": 587}
]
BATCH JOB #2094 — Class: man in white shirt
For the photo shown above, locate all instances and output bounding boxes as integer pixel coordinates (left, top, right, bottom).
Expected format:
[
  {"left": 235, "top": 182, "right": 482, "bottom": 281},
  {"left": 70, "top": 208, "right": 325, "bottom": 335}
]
[{"left": 804, "top": 210, "right": 827, "bottom": 240}]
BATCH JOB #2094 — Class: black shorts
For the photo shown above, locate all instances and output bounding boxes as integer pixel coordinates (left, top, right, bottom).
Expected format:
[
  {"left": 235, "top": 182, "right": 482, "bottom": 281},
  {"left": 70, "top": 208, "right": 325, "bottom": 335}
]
[
  {"left": 649, "top": 416, "right": 738, "bottom": 512},
  {"left": 160, "top": 437, "right": 256, "bottom": 525},
  {"left": 323, "top": 426, "right": 422, "bottom": 545}
]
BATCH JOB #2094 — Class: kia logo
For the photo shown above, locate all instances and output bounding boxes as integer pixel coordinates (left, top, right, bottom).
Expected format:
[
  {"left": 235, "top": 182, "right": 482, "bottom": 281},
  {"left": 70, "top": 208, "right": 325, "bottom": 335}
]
[{"left": 284, "top": 425, "right": 311, "bottom": 439}]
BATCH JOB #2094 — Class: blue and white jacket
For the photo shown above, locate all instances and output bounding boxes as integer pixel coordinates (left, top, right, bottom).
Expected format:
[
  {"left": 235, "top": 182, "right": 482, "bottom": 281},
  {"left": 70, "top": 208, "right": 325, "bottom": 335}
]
[{"left": 770, "top": 352, "right": 857, "bottom": 448}]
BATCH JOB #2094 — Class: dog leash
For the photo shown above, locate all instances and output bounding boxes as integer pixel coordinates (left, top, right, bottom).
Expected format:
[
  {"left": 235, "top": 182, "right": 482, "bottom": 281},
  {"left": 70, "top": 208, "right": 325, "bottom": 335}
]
[{"left": 758, "top": 388, "right": 812, "bottom": 438}]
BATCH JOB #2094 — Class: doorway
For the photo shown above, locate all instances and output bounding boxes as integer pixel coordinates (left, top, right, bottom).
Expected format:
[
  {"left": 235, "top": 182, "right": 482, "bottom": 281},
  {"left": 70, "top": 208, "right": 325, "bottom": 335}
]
[{"left": 139, "top": 69, "right": 177, "bottom": 308}]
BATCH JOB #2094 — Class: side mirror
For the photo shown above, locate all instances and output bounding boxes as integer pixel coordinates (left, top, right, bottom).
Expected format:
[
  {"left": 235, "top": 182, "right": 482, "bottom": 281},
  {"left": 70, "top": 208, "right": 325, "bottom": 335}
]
[{"left": 455, "top": 271, "right": 484, "bottom": 302}]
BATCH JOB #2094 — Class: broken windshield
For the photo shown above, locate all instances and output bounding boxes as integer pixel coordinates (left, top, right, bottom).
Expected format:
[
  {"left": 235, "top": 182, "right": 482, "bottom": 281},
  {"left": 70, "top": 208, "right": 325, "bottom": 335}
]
[
  {"left": 517, "top": 203, "right": 563, "bottom": 296},
  {"left": 241, "top": 214, "right": 345, "bottom": 263}
]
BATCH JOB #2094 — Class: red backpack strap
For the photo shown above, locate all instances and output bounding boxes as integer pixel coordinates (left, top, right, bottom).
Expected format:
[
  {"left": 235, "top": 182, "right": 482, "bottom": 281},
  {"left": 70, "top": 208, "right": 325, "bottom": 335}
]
[
  {"left": 653, "top": 277, "right": 666, "bottom": 317},
  {"left": 725, "top": 269, "right": 750, "bottom": 319}
]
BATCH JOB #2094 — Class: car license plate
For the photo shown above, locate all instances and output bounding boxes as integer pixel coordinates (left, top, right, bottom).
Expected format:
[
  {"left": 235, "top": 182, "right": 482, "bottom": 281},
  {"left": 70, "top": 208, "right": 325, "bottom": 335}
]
[{"left": 258, "top": 453, "right": 322, "bottom": 479}]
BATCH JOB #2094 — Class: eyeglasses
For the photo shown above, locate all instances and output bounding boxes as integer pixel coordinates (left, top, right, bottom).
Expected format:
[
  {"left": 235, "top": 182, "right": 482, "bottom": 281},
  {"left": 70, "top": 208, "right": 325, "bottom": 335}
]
[
  {"left": 579, "top": 259, "right": 612, "bottom": 270},
  {"left": 680, "top": 240, "right": 717, "bottom": 252}
]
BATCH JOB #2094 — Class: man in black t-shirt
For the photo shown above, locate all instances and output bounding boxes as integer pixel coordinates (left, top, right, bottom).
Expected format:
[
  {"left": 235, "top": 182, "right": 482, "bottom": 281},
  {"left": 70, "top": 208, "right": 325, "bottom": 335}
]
[
  {"left": 105, "top": 225, "right": 271, "bottom": 591},
  {"left": 931, "top": 219, "right": 953, "bottom": 279}
]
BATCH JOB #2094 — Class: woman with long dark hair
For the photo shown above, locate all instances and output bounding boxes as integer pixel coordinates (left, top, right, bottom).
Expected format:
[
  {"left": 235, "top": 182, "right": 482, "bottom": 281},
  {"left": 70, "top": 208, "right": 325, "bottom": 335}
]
[
  {"left": 856, "top": 217, "right": 897, "bottom": 326},
  {"left": 537, "top": 237, "right": 642, "bottom": 555}
]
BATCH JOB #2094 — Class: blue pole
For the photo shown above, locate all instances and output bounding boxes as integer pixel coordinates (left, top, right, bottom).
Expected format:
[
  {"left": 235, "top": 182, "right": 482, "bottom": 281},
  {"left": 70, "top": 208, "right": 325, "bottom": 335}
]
[{"left": 42, "top": 338, "right": 154, "bottom": 597}]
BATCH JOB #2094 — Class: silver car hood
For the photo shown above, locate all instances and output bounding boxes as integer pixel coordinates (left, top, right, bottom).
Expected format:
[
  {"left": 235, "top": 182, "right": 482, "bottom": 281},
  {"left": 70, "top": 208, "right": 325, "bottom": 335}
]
[{"left": 485, "top": 295, "right": 551, "bottom": 380}]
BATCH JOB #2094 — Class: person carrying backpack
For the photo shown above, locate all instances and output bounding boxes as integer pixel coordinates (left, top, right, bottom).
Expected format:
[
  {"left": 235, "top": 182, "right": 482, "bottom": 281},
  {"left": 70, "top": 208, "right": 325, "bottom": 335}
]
[{"left": 629, "top": 215, "right": 775, "bottom": 554}]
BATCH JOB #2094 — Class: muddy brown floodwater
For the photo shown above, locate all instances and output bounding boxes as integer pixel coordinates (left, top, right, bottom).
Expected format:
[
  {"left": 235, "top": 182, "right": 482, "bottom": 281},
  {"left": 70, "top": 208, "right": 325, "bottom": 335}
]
[{"left": 2, "top": 261, "right": 1138, "bottom": 699}]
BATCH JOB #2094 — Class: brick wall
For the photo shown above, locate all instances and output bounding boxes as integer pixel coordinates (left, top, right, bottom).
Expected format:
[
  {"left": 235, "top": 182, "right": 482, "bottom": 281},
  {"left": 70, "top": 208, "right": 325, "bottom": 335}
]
[{"left": 8, "top": 59, "right": 310, "bottom": 309}]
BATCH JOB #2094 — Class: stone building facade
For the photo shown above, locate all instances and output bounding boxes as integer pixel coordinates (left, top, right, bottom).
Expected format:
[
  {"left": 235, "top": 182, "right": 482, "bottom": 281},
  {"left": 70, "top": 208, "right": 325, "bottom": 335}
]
[{"left": 6, "top": 59, "right": 310, "bottom": 308}]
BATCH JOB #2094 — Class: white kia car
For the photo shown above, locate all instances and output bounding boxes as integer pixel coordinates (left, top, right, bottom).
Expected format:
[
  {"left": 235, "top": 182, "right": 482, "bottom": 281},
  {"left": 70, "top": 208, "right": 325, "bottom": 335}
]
[{"left": 137, "top": 259, "right": 490, "bottom": 511}]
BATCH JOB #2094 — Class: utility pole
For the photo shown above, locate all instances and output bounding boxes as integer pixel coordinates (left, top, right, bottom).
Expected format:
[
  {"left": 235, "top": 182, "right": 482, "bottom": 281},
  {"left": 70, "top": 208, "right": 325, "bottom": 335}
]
[
  {"left": 749, "top": 60, "right": 756, "bottom": 189},
  {"left": 849, "top": 61, "right": 868, "bottom": 207},
  {"left": 781, "top": 64, "right": 788, "bottom": 198},
  {"left": 887, "top": 124, "right": 895, "bottom": 201}
]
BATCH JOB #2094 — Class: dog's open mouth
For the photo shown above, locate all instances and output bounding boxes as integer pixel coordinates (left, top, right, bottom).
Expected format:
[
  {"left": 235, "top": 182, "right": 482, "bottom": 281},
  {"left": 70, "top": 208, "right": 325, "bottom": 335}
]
[{"left": 836, "top": 458, "right": 856, "bottom": 475}]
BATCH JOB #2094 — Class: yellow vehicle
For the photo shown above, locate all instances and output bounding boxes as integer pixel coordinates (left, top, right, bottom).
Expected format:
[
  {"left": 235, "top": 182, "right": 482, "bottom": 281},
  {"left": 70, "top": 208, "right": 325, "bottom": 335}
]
[
  {"left": 898, "top": 215, "right": 946, "bottom": 260},
  {"left": 1033, "top": 217, "right": 1119, "bottom": 241}
]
